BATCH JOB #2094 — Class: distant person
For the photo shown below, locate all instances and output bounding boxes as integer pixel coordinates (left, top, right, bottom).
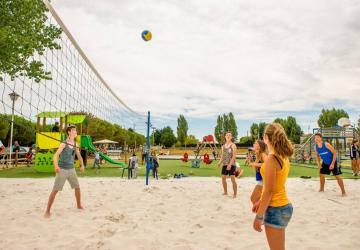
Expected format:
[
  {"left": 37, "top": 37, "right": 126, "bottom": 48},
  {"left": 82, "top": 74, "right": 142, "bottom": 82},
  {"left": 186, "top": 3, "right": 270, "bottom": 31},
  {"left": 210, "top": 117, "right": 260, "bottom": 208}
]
[
  {"left": 248, "top": 140, "right": 267, "bottom": 204},
  {"left": 151, "top": 152, "right": 159, "bottom": 180},
  {"left": 314, "top": 133, "right": 346, "bottom": 196},
  {"left": 25, "top": 148, "right": 33, "bottom": 167},
  {"left": 358, "top": 141, "right": 360, "bottom": 177},
  {"left": 92, "top": 149, "right": 100, "bottom": 169},
  {"left": 130, "top": 153, "right": 139, "bottom": 179},
  {"left": 245, "top": 148, "right": 256, "bottom": 166},
  {"left": 127, "top": 157, "right": 133, "bottom": 179},
  {"left": 141, "top": 150, "right": 146, "bottom": 165},
  {"left": 52, "top": 121, "right": 60, "bottom": 132},
  {"left": 350, "top": 139, "right": 359, "bottom": 176},
  {"left": 212, "top": 150, "right": 217, "bottom": 160},
  {"left": 13, "top": 141, "right": 20, "bottom": 166},
  {"left": 44, "top": 125, "right": 85, "bottom": 218},
  {"left": 13, "top": 141, "right": 20, "bottom": 152},
  {"left": 217, "top": 132, "right": 237, "bottom": 198}
]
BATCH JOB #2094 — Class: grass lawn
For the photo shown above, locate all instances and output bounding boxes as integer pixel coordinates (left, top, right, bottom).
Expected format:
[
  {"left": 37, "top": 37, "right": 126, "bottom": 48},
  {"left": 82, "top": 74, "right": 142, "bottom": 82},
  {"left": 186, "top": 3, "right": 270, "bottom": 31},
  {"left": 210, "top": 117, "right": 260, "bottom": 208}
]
[{"left": 0, "top": 159, "right": 355, "bottom": 179}]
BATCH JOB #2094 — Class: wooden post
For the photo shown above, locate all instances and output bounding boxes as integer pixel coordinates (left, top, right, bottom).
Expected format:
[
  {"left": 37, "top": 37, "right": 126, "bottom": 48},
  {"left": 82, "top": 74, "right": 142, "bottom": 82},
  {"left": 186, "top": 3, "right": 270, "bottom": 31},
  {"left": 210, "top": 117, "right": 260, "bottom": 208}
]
[
  {"left": 64, "top": 116, "right": 68, "bottom": 132},
  {"left": 42, "top": 117, "right": 46, "bottom": 131},
  {"left": 60, "top": 117, "right": 63, "bottom": 132},
  {"left": 36, "top": 117, "right": 40, "bottom": 132},
  {"left": 80, "top": 123, "right": 83, "bottom": 135}
]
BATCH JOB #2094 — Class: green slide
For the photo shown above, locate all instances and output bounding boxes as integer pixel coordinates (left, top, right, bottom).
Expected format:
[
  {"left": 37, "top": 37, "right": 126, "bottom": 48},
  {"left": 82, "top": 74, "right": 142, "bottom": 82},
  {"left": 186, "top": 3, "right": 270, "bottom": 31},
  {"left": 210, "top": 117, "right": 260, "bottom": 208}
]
[{"left": 81, "top": 135, "right": 125, "bottom": 167}]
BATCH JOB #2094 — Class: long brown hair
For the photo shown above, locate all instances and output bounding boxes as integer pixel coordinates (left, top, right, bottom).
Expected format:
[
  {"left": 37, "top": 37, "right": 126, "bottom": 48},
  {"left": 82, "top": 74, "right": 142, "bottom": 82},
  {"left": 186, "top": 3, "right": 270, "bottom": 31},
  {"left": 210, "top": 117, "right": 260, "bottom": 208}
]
[
  {"left": 255, "top": 140, "right": 267, "bottom": 162},
  {"left": 264, "top": 123, "right": 294, "bottom": 158}
]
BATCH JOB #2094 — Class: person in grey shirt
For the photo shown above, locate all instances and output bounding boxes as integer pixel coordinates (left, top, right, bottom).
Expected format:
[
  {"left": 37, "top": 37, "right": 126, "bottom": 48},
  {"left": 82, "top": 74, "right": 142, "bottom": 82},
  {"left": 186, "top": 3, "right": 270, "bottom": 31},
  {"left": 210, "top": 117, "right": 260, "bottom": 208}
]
[
  {"left": 130, "top": 153, "right": 139, "bottom": 179},
  {"left": 44, "top": 125, "right": 85, "bottom": 218}
]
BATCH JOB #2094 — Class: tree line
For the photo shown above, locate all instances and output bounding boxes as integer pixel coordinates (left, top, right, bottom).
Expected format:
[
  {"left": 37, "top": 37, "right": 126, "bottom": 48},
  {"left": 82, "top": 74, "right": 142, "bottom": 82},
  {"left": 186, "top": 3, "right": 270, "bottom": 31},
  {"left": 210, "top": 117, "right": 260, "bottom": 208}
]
[{"left": 0, "top": 114, "right": 146, "bottom": 147}]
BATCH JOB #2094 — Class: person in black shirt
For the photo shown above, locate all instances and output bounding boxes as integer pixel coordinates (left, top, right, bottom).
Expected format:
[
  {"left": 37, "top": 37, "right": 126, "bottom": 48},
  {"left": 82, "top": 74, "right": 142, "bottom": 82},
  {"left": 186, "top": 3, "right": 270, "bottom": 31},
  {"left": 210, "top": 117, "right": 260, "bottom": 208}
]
[{"left": 52, "top": 122, "right": 60, "bottom": 132}]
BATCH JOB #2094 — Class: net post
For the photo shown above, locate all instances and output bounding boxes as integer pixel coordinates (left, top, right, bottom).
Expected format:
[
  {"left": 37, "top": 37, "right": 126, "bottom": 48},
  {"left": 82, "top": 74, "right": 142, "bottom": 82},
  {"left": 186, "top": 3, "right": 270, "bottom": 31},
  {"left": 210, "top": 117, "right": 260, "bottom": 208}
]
[{"left": 145, "top": 111, "right": 151, "bottom": 188}]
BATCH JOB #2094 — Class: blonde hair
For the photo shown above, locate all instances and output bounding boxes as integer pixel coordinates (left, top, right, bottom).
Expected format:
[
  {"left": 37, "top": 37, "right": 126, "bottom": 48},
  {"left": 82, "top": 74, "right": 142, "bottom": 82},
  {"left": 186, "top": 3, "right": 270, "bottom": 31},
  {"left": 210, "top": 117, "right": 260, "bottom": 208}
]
[{"left": 264, "top": 123, "right": 294, "bottom": 158}]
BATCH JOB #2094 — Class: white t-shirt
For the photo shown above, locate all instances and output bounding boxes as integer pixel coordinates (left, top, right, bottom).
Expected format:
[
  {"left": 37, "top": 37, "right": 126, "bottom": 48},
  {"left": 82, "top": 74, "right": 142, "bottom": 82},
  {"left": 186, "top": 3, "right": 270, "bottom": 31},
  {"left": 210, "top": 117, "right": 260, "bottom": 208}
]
[{"left": 130, "top": 156, "right": 138, "bottom": 168}]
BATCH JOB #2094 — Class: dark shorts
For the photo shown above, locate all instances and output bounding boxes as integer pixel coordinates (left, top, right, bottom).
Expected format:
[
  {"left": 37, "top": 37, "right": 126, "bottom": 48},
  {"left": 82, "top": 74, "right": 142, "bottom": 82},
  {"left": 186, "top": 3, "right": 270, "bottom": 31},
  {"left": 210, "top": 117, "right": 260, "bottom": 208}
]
[
  {"left": 222, "top": 165, "right": 236, "bottom": 176},
  {"left": 264, "top": 204, "right": 293, "bottom": 229},
  {"left": 320, "top": 162, "right": 342, "bottom": 176},
  {"left": 350, "top": 156, "right": 358, "bottom": 160}
]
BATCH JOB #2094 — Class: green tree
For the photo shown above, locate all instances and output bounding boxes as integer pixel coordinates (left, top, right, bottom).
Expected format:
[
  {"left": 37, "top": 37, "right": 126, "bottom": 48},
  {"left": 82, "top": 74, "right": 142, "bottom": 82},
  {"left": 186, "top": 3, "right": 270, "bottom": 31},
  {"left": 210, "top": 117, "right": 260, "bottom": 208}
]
[
  {"left": 177, "top": 114, "right": 188, "bottom": 146},
  {"left": 317, "top": 108, "right": 349, "bottom": 128},
  {"left": 214, "top": 115, "right": 224, "bottom": 143},
  {"left": 0, "top": 114, "right": 36, "bottom": 146},
  {"left": 273, "top": 116, "right": 302, "bottom": 144},
  {"left": 215, "top": 113, "right": 237, "bottom": 143},
  {"left": 250, "top": 123, "right": 259, "bottom": 142},
  {"left": 113, "top": 124, "right": 129, "bottom": 146},
  {"left": 227, "top": 112, "right": 238, "bottom": 141},
  {"left": 286, "top": 116, "right": 302, "bottom": 144},
  {"left": 239, "top": 136, "right": 253, "bottom": 146},
  {"left": 274, "top": 118, "right": 287, "bottom": 129},
  {"left": 250, "top": 122, "right": 268, "bottom": 142},
  {"left": 223, "top": 114, "right": 230, "bottom": 134},
  {"left": 0, "top": 0, "right": 62, "bottom": 82},
  {"left": 88, "top": 118, "right": 115, "bottom": 141},
  {"left": 0, "top": 119, "right": 9, "bottom": 141},
  {"left": 185, "top": 135, "right": 198, "bottom": 146},
  {"left": 258, "top": 122, "right": 267, "bottom": 140},
  {"left": 154, "top": 129, "right": 162, "bottom": 145},
  {"left": 160, "top": 126, "right": 177, "bottom": 147}
]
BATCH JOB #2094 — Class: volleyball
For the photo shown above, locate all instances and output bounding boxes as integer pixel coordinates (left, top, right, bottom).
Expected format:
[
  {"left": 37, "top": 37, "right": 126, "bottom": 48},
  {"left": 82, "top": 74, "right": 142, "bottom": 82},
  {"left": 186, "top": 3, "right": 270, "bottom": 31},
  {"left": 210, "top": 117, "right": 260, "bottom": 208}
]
[{"left": 141, "top": 30, "right": 152, "bottom": 41}]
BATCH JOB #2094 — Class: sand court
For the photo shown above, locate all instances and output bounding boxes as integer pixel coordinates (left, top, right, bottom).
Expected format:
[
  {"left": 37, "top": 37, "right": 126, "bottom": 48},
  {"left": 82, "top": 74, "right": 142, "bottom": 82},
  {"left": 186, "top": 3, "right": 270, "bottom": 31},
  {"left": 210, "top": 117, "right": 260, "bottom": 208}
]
[{"left": 0, "top": 177, "right": 358, "bottom": 250}]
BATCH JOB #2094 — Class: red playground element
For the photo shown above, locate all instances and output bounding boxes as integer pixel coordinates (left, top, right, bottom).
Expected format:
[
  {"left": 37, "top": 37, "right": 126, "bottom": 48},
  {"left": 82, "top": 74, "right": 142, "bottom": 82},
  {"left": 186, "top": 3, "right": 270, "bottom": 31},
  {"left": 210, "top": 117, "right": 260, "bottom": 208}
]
[
  {"left": 203, "top": 153, "right": 212, "bottom": 164},
  {"left": 203, "top": 135, "right": 214, "bottom": 142},
  {"left": 181, "top": 152, "right": 189, "bottom": 162},
  {"left": 190, "top": 135, "right": 219, "bottom": 167}
]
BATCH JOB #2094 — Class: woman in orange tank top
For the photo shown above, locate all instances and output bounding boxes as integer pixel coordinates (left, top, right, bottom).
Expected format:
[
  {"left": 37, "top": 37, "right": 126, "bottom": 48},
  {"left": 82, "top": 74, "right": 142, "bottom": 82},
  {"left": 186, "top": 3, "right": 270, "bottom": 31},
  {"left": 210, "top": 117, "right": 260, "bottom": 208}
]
[{"left": 252, "top": 123, "right": 294, "bottom": 250}]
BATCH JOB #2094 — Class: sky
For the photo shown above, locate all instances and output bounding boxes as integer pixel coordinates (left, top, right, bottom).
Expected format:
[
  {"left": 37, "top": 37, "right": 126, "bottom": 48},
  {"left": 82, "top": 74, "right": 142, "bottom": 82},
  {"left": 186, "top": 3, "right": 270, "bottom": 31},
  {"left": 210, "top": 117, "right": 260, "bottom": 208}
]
[{"left": 51, "top": 0, "right": 360, "bottom": 139}]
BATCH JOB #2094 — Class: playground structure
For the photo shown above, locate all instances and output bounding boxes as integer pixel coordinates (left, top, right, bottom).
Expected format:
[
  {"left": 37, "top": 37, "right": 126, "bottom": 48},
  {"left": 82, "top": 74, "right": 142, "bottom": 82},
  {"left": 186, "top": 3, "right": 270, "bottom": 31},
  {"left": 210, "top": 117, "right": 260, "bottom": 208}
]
[
  {"left": 293, "top": 124, "right": 358, "bottom": 166},
  {"left": 190, "top": 135, "right": 219, "bottom": 168},
  {"left": 34, "top": 112, "right": 125, "bottom": 173}
]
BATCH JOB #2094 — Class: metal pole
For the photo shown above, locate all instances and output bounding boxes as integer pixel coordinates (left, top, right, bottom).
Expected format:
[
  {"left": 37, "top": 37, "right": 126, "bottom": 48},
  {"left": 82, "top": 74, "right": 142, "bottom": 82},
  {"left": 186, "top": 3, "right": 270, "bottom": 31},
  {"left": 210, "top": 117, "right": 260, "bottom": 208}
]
[
  {"left": 8, "top": 99, "right": 15, "bottom": 166},
  {"left": 145, "top": 111, "right": 151, "bottom": 187},
  {"left": 133, "top": 123, "right": 136, "bottom": 151}
]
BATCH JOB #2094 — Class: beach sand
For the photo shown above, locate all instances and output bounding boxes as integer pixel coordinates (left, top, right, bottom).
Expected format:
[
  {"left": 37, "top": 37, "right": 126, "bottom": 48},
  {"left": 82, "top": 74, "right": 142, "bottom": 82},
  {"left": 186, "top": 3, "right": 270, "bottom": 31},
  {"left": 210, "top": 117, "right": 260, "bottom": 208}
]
[{"left": 0, "top": 177, "right": 358, "bottom": 250}]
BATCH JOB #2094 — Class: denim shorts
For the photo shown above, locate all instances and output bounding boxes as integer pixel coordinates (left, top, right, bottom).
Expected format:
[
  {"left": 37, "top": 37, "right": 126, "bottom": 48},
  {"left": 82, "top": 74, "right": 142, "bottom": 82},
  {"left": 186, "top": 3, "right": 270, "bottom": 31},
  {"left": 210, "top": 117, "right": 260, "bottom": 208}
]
[{"left": 264, "top": 204, "right": 293, "bottom": 229}]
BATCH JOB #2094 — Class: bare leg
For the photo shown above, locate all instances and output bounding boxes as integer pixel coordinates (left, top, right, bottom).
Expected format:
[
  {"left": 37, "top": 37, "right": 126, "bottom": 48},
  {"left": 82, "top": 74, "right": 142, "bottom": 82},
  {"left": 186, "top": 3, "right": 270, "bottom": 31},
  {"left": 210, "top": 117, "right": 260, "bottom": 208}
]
[
  {"left": 230, "top": 175, "right": 237, "bottom": 198},
  {"left": 75, "top": 188, "right": 83, "bottom": 209},
  {"left": 319, "top": 174, "right": 325, "bottom": 192},
  {"left": 44, "top": 191, "right": 58, "bottom": 218},
  {"left": 265, "top": 225, "right": 285, "bottom": 250},
  {"left": 221, "top": 175, "right": 227, "bottom": 195},
  {"left": 335, "top": 176, "right": 346, "bottom": 196},
  {"left": 351, "top": 160, "right": 356, "bottom": 175},
  {"left": 250, "top": 185, "right": 263, "bottom": 204}
]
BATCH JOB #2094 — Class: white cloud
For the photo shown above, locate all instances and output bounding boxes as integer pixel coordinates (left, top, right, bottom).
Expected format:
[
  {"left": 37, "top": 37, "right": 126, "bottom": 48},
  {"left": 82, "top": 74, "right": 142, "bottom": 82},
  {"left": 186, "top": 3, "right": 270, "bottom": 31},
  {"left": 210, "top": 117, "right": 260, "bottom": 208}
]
[{"left": 51, "top": 0, "right": 360, "bottom": 132}]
